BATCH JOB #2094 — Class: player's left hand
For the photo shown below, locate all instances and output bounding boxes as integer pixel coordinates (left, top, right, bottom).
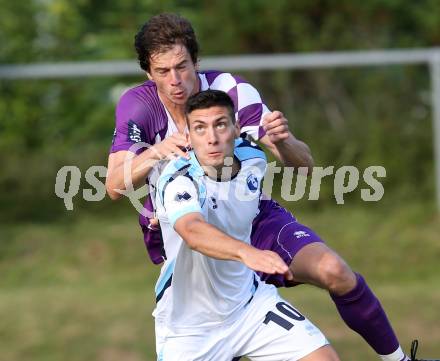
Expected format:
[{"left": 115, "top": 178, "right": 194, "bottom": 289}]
[{"left": 262, "top": 111, "right": 290, "bottom": 144}]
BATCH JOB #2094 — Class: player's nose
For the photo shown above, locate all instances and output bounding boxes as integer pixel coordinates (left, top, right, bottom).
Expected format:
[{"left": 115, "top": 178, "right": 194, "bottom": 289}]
[
  {"left": 170, "top": 69, "right": 181, "bottom": 85},
  {"left": 206, "top": 127, "right": 218, "bottom": 144}
]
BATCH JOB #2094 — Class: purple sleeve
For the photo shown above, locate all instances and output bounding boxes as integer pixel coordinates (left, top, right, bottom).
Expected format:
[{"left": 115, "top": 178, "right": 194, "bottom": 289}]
[
  {"left": 204, "top": 71, "right": 270, "bottom": 140},
  {"left": 110, "top": 88, "right": 153, "bottom": 154},
  {"left": 233, "top": 76, "right": 271, "bottom": 141}
]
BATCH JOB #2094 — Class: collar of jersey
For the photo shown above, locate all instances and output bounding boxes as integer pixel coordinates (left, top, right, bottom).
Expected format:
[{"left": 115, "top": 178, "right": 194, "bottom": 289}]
[{"left": 188, "top": 151, "right": 205, "bottom": 178}]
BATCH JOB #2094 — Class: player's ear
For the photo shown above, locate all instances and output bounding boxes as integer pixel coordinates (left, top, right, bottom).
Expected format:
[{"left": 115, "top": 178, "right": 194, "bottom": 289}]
[
  {"left": 146, "top": 72, "right": 153, "bottom": 81},
  {"left": 234, "top": 122, "right": 240, "bottom": 137},
  {"left": 194, "top": 59, "right": 200, "bottom": 72}
]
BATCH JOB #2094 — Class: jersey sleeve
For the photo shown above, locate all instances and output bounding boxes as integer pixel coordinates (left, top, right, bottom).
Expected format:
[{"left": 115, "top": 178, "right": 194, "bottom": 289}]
[
  {"left": 110, "top": 88, "right": 152, "bottom": 155},
  {"left": 163, "top": 176, "right": 202, "bottom": 227},
  {"left": 234, "top": 77, "right": 271, "bottom": 141},
  {"left": 204, "top": 71, "right": 271, "bottom": 141}
]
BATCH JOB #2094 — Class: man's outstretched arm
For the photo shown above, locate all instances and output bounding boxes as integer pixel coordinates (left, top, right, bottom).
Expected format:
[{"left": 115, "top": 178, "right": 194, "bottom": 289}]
[{"left": 174, "top": 212, "right": 293, "bottom": 279}]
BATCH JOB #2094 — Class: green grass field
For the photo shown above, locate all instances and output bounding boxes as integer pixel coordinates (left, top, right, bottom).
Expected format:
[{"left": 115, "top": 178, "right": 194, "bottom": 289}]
[{"left": 1, "top": 200, "right": 439, "bottom": 360}]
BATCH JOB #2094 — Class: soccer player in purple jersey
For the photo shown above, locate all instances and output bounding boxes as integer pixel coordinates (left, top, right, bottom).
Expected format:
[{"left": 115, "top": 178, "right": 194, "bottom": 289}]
[{"left": 106, "top": 13, "right": 410, "bottom": 361}]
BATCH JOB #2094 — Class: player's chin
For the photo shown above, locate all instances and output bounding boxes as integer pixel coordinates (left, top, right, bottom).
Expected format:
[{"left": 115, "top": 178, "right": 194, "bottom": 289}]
[
  {"left": 204, "top": 157, "right": 225, "bottom": 170},
  {"left": 209, "top": 159, "right": 224, "bottom": 169},
  {"left": 172, "top": 97, "right": 188, "bottom": 105}
]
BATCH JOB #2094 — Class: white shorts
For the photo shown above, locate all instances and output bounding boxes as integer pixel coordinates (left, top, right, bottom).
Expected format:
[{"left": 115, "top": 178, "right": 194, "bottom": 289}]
[{"left": 155, "top": 284, "right": 329, "bottom": 361}]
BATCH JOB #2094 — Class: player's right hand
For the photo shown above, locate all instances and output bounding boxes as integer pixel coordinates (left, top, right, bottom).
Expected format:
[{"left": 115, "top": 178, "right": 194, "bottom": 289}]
[
  {"left": 151, "top": 133, "right": 191, "bottom": 160},
  {"left": 240, "top": 247, "right": 293, "bottom": 280}
]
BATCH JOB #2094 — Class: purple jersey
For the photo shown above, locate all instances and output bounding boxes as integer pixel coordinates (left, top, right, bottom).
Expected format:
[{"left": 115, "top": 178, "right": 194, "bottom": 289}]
[{"left": 110, "top": 71, "right": 271, "bottom": 263}]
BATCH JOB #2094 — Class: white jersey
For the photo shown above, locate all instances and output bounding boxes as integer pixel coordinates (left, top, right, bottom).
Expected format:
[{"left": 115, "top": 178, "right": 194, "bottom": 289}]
[{"left": 154, "top": 138, "right": 269, "bottom": 333}]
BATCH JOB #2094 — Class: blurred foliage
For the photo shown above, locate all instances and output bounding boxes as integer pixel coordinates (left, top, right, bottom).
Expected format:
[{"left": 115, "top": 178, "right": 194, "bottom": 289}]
[{"left": 1, "top": 0, "right": 440, "bottom": 220}]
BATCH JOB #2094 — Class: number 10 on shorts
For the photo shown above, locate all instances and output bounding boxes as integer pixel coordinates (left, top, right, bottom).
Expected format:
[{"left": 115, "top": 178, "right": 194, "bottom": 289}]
[{"left": 263, "top": 302, "right": 306, "bottom": 331}]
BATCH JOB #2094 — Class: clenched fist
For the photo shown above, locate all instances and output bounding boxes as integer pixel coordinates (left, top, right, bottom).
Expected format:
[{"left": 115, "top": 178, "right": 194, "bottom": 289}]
[{"left": 262, "top": 111, "right": 290, "bottom": 144}]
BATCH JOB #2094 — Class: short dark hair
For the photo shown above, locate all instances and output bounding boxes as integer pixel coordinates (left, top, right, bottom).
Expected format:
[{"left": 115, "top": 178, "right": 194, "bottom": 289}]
[
  {"left": 185, "top": 90, "right": 236, "bottom": 125},
  {"left": 134, "top": 13, "right": 199, "bottom": 72}
]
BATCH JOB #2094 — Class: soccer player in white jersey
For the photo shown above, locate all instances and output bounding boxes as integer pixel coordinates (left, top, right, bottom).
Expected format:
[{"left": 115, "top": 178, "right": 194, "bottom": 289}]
[
  {"left": 106, "top": 13, "right": 412, "bottom": 361},
  {"left": 154, "top": 89, "right": 340, "bottom": 361}
]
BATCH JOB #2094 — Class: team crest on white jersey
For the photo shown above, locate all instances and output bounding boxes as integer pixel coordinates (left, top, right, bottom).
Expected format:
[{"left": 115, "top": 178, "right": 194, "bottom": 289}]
[
  {"left": 246, "top": 173, "right": 259, "bottom": 192},
  {"left": 293, "top": 231, "right": 310, "bottom": 238}
]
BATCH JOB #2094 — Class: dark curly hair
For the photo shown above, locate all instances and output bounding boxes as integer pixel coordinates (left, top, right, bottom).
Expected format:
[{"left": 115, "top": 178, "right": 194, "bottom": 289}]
[
  {"left": 185, "top": 90, "right": 236, "bottom": 125},
  {"left": 134, "top": 13, "right": 199, "bottom": 72}
]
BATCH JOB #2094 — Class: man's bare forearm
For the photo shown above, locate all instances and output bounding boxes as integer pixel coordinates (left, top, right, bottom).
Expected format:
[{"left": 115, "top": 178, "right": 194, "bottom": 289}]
[
  {"left": 106, "top": 133, "right": 190, "bottom": 200},
  {"left": 174, "top": 214, "right": 290, "bottom": 276},
  {"left": 275, "top": 133, "right": 314, "bottom": 171},
  {"left": 175, "top": 215, "right": 250, "bottom": 261},
  {"left": 106, "top": 147, "right": 160, "bottom": 200}
]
